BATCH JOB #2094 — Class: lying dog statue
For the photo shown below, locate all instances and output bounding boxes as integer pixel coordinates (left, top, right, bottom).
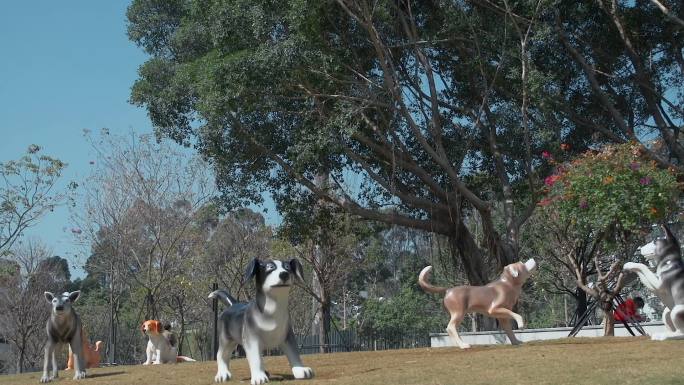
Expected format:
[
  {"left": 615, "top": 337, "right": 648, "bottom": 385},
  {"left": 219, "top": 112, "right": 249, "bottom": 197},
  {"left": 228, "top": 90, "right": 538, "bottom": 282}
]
[
  {"left": 419, "top": 259, "right": 537, "bottom": 349},
  {"left": 624, "top": 224, "right": 684, "bottom": 340},
  {"left": 142, "top": 320, "right": 196, "bottom": 364},
  {"left": 67, "top": 329, "right": 103, "bottom": 370}
]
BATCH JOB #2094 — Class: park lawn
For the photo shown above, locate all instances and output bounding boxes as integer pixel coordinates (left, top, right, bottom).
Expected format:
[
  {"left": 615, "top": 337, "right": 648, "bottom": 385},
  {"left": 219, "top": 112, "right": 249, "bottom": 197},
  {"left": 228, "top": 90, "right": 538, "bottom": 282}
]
[{"left": 2, "top": 337, "right": 683, "bottom": 385}]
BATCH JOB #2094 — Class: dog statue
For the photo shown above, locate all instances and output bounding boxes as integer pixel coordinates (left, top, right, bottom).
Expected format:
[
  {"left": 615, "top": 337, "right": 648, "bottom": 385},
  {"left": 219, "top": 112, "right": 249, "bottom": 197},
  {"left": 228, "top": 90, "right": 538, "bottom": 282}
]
[
  {"left": 41, "top": 291, "right": 86, "bottom": 382},
  {"left": 67, "top": 329, "right": 103, "bottom": 369},
  {"left": 208, "top": 258, "right": 314, "bottom": 385},
  {"left": 624, "top": 224, "right": 684, "bottom": 340},
  {"left": 141, "top": 320, "right": 196, "bottom": 364},
  {"left": 419, "top": 259, "right": 537, "bottom": 349}
]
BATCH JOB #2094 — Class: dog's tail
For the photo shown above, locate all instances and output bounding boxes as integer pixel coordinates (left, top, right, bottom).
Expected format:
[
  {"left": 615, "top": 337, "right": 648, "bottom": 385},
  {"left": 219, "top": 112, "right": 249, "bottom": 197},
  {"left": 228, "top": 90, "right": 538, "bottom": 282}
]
[
  {"left": 94, "top": 341, "right": 104, "bottom": 352},
  {"left": 208, "top": 289, "right": 237, "bottom": 307},
  {"left": 176, "top": 355, "right": 196, "bottom": 362},
  {"left": 418, "top": 266, "right": 448, "bottom": 294}
]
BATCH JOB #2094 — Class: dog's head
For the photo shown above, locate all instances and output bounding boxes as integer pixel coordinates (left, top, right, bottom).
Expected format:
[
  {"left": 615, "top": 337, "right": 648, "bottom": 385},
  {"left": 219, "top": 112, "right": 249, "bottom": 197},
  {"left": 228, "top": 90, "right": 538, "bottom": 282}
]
[
  {"left": 243, "top": 257, "right": 304, "bottom": 293},
  {"left": 654, "top": 224, "right": 681, "bottom": 264},
  {"left": 141, "top": 320, "right": 162, "bottom": 336},
  {"left": 44, "top": 291, "right": 80, "bottom": 315},
  {"left": 502, "top": 258, "right": 537, "bottom": 285}
]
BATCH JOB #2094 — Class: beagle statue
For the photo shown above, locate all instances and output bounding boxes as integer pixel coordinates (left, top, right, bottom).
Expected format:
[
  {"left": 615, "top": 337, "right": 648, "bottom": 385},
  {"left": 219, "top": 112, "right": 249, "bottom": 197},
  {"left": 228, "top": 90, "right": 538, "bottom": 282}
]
[
  {"left": 624, "top": 224, "right": 684, "bottom": 340},
  {"left": 208, "top": 258, "right": 313, "bottom": 385},
  {"left": 419, "top": 259, "right": 537, "bottom": 349},
  {"left": 67, "top": 329, "right": 103, "bottom": 370},
  {"left": 141, "top": 320, "right": 196, "bottom": 364}
]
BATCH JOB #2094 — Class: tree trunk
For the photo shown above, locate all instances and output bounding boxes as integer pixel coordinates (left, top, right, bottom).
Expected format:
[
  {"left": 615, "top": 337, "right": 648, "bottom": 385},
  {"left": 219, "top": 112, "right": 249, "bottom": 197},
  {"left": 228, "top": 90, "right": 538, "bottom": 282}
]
[
  {"left": 574, "top": 288, "right": 588, "bottom": 325},
  {"left": 318, "top": 298, "right": 331, "bottom": 353},
  {"left": 601, "top": 302, "right": 615, "bottom": 336},
  {"left": 16, "top": 347, "right": 24, "bottom": 374},
  {"left": 450, "top": 219, "right": 518, "bottom": 286}
]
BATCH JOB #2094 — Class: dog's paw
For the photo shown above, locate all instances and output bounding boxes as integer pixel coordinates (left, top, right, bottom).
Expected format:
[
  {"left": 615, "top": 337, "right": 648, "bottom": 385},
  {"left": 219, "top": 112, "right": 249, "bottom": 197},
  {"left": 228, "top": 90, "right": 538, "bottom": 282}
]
[
  {"left": 623, "top": 262, "right": 639, "bottom": 271},
  {"left": 214, "top": 369, "right": 232, "bottom": 382},
  {"left": 142, "top": 361, "right": 151, "bottom": 365},
  {"left": 292, "top": 366, "right": 314, "bottom": 379},
  {"left": 652, "top": 331, "right": 684, "bottom": 341},
  {"left": 250, "top": 371, "right": 269, "bottom": 385},
  {"left": 73, "top": 371, "right": 87, "bottom": 380},
  {"left": 153, "top": 361, "right": 161, "bottom": 365},
  {"left": 39, "top": 374, "right": 53, "bottom": 383},
  {"left": 458, "top": 343, "right": 471, "bottom": 349}
]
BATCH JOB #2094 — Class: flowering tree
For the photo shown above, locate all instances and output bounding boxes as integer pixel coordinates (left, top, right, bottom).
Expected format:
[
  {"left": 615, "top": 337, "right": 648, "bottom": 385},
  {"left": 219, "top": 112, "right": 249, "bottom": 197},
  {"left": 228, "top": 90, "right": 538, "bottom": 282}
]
[{"left": 540, "top": 142, "right": 678, "bottom": 335}]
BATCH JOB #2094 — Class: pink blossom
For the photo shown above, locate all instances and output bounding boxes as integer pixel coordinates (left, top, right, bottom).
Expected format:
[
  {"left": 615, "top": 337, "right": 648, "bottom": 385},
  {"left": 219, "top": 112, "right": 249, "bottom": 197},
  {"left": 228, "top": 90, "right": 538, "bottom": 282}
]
[
  {"left": 639, "top": 177, "right": 652, "bottom": 185},
  {"left": 542, "top": 150, "right": 552, "bottom": 159},
  {"left": 579, "top": 199, "right": 588, "bottom": 209},
  {"left": 629, "top": 162, "right": 640, "bottom": 171},
  {"left": 545, "top": 174, "right": 560, "bottom": 186}
]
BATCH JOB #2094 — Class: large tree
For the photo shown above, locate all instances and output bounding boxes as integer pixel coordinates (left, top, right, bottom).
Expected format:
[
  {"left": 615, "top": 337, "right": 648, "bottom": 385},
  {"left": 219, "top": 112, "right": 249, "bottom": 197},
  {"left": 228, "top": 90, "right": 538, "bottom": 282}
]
[{"left": 127, "top": 0, "right": 572, "bottom": 285}]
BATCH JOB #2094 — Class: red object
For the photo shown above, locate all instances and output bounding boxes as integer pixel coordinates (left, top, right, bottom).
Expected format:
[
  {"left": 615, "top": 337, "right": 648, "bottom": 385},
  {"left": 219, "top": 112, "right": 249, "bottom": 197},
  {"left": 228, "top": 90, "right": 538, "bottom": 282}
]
[{"left": 614, "top": 298, "right": 637, "bottom": 322}]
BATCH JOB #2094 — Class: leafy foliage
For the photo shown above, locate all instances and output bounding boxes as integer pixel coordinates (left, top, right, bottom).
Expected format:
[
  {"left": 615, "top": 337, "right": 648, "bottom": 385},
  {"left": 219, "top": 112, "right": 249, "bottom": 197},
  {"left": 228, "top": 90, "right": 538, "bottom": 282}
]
[{"left": 542, "top": 143, "right": 679, "bottom": 233}]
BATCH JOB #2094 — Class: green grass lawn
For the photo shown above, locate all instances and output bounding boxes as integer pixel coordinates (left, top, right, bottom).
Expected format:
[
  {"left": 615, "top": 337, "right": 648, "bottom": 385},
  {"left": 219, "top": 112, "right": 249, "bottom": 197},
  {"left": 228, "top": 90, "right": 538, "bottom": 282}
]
[{"left": 2, "top": 337, "right": 683, "bottom": 385}]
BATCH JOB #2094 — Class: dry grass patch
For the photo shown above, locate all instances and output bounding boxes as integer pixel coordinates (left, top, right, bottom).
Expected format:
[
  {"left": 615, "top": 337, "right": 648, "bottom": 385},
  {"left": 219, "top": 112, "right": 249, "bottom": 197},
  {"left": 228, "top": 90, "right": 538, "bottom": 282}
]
[{"left": 2, "top": 337, "right": 684, "bottom": 385}]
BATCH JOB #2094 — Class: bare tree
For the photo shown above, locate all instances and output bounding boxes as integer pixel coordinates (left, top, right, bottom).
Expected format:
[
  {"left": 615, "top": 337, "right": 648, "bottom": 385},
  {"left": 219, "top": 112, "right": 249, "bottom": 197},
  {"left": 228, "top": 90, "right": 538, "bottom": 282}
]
[
  {"left": 0, "top": 239, "right": 63, "bottom": 373},
  {"left": 71, "top": 129, "right": 215, "bottom": 362}
]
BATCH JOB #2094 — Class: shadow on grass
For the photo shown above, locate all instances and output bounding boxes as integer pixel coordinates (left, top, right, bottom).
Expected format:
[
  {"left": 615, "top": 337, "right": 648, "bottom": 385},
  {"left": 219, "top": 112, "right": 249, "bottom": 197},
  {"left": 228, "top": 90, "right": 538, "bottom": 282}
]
[{"left": 87, "top": 371, "right": 126, "bottom": 379}]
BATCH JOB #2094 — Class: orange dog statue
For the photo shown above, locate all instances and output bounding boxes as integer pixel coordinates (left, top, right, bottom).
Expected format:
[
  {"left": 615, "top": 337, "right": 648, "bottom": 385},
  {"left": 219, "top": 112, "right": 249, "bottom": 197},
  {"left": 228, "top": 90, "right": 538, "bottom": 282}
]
[
  {"left": 67, "top": 330, "right": 103, "bottom": 369},
  {"left": 419, "top": 258, "right": 537, "bottom": 349}
]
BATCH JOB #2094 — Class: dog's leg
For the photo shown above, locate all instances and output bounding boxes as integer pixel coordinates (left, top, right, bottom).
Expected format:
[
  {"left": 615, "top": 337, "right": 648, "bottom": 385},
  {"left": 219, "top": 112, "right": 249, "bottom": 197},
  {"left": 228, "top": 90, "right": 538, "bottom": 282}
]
[
  {"left": 663, "top": 307, "right": 676, "bottom": 332},
  {"left": 488, "top": 307, "right": 524, "bottom": 329},
  {"left": 40, "top": 342, "right": 55, "bottom": 383},
  {"left": 499, "top": 318, "right": 522, "bottom": 345},
  {"left": 70, "top": 330, "right": 87, "bottom": 380},
  {"left": 623, "top": 262, "right": 662, "bottom": 292},
  {"left": 280, "top": 329, "right": 313, "bottom": 379},
  {"left": 243, "top": 337, "right": 269, "bottom": 385},
  {"left": 445, "top": 313, "right": 470, "bottom": 349},
  {"left": 154, "top": 347, "right": 163, "bottom": 364},
  {"left": 214, "top": 341, "right": 236, "bottom": 382},
  {"left": 143, "top": 341, "right": 154, "bottom": 365},
  {"left": 51, "top": 349, "right": 59, "bottom": 379},
  {"left": 653, "top": 305, "right": 684, "bottom": 340}
]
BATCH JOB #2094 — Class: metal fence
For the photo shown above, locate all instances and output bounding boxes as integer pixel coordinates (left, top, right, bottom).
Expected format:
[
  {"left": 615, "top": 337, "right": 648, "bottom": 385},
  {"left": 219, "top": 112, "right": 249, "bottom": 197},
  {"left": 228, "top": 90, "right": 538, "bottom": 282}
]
[{"left": 294, "top": 329, "right": 431, "bottom": 355}]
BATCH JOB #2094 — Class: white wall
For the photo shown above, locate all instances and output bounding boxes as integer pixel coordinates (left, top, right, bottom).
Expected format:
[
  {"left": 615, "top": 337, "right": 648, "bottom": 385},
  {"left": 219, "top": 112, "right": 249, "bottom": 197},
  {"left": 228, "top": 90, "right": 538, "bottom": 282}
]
[{"left": 430, "top": 321, "right": 667, "bottom": 347}]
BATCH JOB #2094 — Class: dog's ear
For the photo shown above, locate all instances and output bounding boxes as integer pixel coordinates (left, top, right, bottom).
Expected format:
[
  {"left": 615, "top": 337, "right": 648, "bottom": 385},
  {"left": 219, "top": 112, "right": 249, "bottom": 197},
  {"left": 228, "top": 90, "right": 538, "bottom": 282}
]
[
  {"left": 243, "top": 257, "right": 260, "bottom": 282},
  {"left": 141, "top": 321, "right": 146, "bottom": 334},
  {"left": 68, "top": 291, "right": 81, "bottom": 303},
  {"left": 662, "top": 224, "right": 680, "bottom": 248},
  {"left": 289, "top": 258, "right": 304, "bottom": 282},
  {"left": 44, "top": 292, "right": 55, "bottom": 303},
  {"left": 153, "top": 320, "right": 162, "bottom": 334},
  {"left": 506, "top": 265, "right": 519, "bottom": 278}
]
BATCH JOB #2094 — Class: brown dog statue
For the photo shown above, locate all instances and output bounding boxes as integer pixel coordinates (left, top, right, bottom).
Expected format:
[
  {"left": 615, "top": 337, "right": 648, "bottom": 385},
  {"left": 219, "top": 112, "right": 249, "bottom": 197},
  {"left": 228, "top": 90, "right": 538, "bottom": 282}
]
[
  {"left": 67, "top": 329, "right": 103, "bottom": 370},
  {"left": 419, "top": 258, "right": 537, "bottom": 349}
]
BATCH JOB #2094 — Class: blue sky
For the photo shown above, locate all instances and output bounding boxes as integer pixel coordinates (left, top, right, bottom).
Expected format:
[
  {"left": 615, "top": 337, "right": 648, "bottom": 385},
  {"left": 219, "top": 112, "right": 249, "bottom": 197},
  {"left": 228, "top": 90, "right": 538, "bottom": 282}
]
[{"left": 0, "top": 2, "right": 277, "bottom": 276}]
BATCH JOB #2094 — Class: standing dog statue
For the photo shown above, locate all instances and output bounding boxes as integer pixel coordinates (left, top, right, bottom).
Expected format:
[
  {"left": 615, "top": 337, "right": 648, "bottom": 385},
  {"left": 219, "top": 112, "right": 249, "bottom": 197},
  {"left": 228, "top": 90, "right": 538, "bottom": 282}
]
[
  {"left": 624, "top": 224, "right": 684, "bottom": 340},
  {"left": 208, "top": 258, "right": 313, "bottom": 385},
  {"left": 41, "top": 291, "right": 86, "bottom": 382},
  {"left": 419, "top": 259, "right": 537, "bottom": 349},
  {"left": 142, "top": 320, "right": 196, "bottom": 364}
]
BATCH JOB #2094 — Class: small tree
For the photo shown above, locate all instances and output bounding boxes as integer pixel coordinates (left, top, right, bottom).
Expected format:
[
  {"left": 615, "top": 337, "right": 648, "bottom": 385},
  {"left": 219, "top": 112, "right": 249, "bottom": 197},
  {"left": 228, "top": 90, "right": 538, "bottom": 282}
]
[
  {"left": 0, "top": 145, "right": 67, "bottom": 255},
  {"left": 541, "top": 142, "right": 678, "bottom": 335}
]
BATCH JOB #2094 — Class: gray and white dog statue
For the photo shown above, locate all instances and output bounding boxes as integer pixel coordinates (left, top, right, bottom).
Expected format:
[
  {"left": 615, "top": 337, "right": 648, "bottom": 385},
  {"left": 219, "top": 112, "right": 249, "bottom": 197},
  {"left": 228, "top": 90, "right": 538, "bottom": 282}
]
[
  {"left": 208, "top": 258, "right": 314, "bottom": 385},
  {"left": 624, "top": 224, "right": 684, "bottom": 340},
  {"left": 41, "top": 291, "right": 86, "bottom": 382}
]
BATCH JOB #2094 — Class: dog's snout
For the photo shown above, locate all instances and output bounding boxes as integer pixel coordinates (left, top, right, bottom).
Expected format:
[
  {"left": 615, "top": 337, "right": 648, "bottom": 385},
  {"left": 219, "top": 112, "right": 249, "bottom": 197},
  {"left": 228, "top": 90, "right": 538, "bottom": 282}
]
[
  {"left": 279, "top": 271, "right": 290, "bottom": 282},
  {"left": 55, "top": 305, "right": 64, "bottom": 311}
]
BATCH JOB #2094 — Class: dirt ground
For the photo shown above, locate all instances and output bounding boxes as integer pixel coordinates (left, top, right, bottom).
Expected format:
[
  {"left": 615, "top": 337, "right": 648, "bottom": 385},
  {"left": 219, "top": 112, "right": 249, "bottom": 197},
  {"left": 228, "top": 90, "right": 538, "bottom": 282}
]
[{"left": 2, "top": 337, "right": 684, "bottom": 385}]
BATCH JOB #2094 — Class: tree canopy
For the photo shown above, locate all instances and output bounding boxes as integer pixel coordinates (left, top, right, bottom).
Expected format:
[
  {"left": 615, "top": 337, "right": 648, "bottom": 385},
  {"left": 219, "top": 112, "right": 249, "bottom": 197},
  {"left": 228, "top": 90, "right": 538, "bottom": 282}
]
[{"left": 127, "top": 0, "right": 683, "bottom": 284}]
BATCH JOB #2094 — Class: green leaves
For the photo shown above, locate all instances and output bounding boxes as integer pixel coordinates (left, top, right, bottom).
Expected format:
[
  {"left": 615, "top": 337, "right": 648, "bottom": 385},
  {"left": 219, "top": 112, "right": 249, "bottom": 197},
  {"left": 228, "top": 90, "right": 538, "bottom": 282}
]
[{"left": 542, "top": 143, "right": 679, "bottom": 234}]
